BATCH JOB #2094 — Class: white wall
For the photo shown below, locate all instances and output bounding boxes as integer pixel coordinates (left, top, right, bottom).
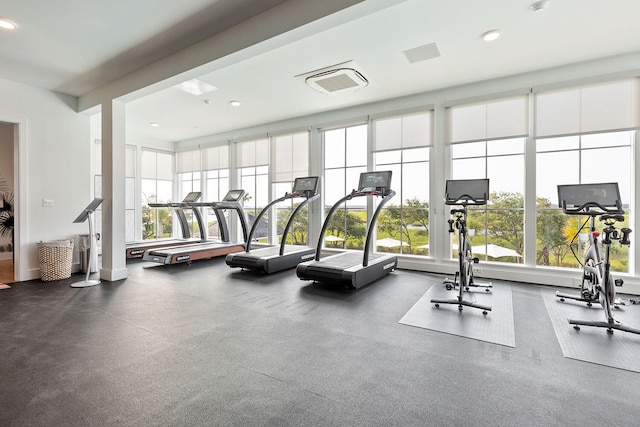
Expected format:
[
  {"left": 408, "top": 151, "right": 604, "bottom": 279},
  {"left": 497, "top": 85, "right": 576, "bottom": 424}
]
[{"left": 0, "top": 78, "right": 90, "bottom": 281}]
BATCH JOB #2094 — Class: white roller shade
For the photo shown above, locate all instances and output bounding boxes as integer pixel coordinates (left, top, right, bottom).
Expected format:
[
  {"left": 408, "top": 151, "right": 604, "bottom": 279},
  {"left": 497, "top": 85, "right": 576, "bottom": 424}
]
[
  {"left": 202, "top": 145, "right": 229, "bottom": 170},
  {"left": 536, "top": 79, "right": 640, "bottom": 137},
  {"left": 235, "top": 138, "right": 269, "bottom": 168},
  {"left": 176, "top": 150, "right": 201, "bottom": 173},
  {"left": 272, "top": 131, "right": 309, "bottom": 182},
  {"left": 447, "top": 96, "right": 528, "bottom": 143},
  {"left": 373, "top": 111, "right": 432, "bottom": 151}
]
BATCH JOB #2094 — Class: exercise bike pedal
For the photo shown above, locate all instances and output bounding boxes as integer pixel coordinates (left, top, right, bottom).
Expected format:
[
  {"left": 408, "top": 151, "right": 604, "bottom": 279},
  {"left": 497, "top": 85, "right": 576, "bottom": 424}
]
[{"left": 614, "top": 278, "right": 623, "bottom": 287}]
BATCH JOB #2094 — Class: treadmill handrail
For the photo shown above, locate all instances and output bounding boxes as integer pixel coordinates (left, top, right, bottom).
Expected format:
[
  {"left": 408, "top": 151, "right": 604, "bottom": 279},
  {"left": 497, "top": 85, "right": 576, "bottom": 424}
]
[
  {"left": 278, "top": 193, "right": 320, "bottom": 256},
  {"left": 314, "top": 188, "right": 396, "bottom": 262},
  {"left": 245, "top": 191, "right": 320, "bottom": 252},
  {"left": 189, "top": 200, "right": 249, "bottom": 244},
  {"left": 148, "top": 201, "right": 207, "bottom": 240},
  {"left": 361, "top": 189, "right": 396, "bottom": 267}
]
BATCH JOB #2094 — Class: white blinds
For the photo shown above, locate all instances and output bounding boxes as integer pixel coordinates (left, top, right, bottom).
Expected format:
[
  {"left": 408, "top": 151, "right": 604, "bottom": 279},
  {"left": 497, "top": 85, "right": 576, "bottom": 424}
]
[
  {"left": 271, "top": 131, "right": 309, "bottom": 182},
  {"left": 373, "top": 111, "right": 432, "bottom": 151},
  {"left": 235, "top": 138, "right": 269, "bottom": 168},
  {"left": 141, "top": 150, "right": 173, "bottom": 180},
  {"left": 447, "top": 96, "right": 528, "bottom": 143},
  {"left": 536, "top": 79, "right": 640, "bottom": 137},
  {"left": 202, "top": 145, "right": 229, "bottom": 170},
  {"left": 176, "top": 150, "right": 201, "bottom": 173}
]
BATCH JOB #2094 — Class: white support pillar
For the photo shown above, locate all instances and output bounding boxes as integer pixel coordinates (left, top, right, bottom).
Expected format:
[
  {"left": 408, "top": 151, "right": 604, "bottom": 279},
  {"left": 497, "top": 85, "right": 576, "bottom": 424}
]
[{"left": 100, "top": 100, "right": 128, "bottom": 281}]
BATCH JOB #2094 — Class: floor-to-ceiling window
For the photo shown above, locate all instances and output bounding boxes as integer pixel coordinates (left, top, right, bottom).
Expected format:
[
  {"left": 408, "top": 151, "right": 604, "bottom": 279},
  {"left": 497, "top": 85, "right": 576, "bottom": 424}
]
[
  {"left": 141, "top": 149, "right": 174, "bottom": 239},
  {"left": 322, "top": 124, "right": 368, "bottom": 250},
  {"left": 271, "top": 131, "right": 310, "bottom": 245},
  {"left": 203, "top": 145, "right": 230, "bottom": 240},
  {"left": 447, "top": 96, "right": 528, "bottom": 263},
  {"left": 176, "top": 149, "right": 202, "bottom": 238},
  {"left": 236, "top": 138, "right": 269, "bottom": 242},
  {"left": 535, "top": 80, "right": 637, "bottom": 272},
  {"left": 373, "top": 111, "right": 432, "bottom": 256}
]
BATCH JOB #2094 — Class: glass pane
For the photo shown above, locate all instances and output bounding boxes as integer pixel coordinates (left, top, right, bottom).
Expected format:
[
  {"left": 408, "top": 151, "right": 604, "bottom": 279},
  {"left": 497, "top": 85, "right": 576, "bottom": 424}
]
[
  {"left": 375, "top": 150, "right": 401, "bottom": 165},
  {"left": 324, "top": 169, "right": 345, "bottom": 208},
  {"left": 536, "top": 135, "right": 579, "bottom": 152},
  {"left": 451, "top": 141, "right": 485, "bottom": 159},
  {"left": 487, "top": 137, "right": 525, "bottom": 156},
  {"left": 487, "top": 155, "right": 524, "bottom": 199},
  {"left": 452, "top": 158, "right": 486, "bottom": 179},
  {"left": 581, "top": 146, "right": 631, "bottom": 205},
  {"left": 156, "top": 180, "right": 173, "bottom": 203},
  {"left": 141, "top": 179, "right": 157, "bottom": 205},
  {"left": 346, "top": 166, "right": 366, "bottom": 207},
  {"left": 403, "top": 147, "right": 429, "bottom": 162},
  {"left": 536, "top": 151, "right": 579, "bottom": 203},
  {"left": 581, "top": 131, "right": 633, "bottom": 149}
]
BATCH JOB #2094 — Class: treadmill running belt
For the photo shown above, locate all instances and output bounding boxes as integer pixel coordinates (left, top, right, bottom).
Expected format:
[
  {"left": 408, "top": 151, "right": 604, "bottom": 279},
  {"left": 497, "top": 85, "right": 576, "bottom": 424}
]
[{"left": 314, "top": 252, "right": 386, "bottom": 269}]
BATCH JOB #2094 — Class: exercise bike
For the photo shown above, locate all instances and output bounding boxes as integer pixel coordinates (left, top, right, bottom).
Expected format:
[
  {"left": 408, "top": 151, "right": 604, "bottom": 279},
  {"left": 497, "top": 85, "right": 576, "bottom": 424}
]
[
  {"left": 432, "top": 179, "right": 492, "bottom": 315},
  {"left": 556, "top": 183, "right": 640, "bottom": 335}
]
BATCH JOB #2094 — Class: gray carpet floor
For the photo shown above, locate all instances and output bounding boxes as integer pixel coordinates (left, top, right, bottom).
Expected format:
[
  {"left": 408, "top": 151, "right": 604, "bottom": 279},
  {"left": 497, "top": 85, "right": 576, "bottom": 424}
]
[
  {"left": 542, "top": 288, "right": 640, "bottom": 372},
  {"left": 1, "top": 258, "right": 640, "bottom": 426}
]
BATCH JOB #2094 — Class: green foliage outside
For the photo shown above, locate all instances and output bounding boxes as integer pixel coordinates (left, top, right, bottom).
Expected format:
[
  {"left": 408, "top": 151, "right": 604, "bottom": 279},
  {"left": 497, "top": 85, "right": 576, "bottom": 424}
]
[
  {"left": 141, "top": 190, "right": 631, "bottom": 273},
  {"left": 141, "top": 193, "right": 173, "bottom": 239}
]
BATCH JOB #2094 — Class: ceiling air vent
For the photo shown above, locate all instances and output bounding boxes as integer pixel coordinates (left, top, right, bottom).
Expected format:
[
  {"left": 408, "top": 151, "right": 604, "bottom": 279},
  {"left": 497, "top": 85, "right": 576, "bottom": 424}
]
[{"left": 299, "top": 61, "right": 369, "bottom": 95}]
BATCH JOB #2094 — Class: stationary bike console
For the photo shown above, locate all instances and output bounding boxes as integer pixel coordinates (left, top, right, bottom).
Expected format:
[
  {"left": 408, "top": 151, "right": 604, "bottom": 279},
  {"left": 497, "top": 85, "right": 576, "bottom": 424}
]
[{"left": 445, "top": 178, "right": 489, "bottom": 206}]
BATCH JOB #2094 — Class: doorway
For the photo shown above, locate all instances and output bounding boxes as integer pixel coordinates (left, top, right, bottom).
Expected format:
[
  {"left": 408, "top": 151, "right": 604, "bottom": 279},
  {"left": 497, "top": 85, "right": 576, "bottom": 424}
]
[{"left": 0, "top": 120, "right": 15, "bottom": 288}]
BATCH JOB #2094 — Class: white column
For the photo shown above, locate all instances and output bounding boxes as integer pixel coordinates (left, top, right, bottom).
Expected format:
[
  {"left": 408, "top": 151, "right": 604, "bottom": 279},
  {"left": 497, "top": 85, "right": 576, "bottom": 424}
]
[{"left": 100, "top": 100, "right": 128, "bottom": 281}]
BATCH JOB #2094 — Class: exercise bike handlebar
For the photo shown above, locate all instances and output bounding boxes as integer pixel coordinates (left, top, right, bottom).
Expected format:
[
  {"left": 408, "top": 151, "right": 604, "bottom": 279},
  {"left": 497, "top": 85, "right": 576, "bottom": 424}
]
[
  {"left": 599, "top": 214, "right": 625, "bottom": 223},
  {"left": 561, "top": 200, "right": 624, "bottom": 215},
  {"left": 445, "top": 193, "right": 488, "bottom": 206}
]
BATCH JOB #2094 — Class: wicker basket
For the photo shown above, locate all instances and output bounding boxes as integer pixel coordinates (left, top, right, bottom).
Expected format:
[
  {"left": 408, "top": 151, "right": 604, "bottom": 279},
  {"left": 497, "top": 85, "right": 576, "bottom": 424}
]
[{"left": 37, "top": 240, "right": 74, "bottom": 281}]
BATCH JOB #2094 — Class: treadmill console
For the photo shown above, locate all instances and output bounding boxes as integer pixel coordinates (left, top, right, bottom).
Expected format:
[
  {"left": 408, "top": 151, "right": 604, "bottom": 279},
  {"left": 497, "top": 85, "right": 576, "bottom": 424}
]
[
  {"left": 182, "top": 191, "right": 202, "bottom": 203},
  {"left": 557, "top": 182, "right": 623, "bottom": 214},
  {"left": 358, "top": 171, "right": 392, "bottom": 194},
  {"left": 445, "top": 179, "right": 489, "bottom": 205},
  {"left": 292, "top": 176, "right": 319, "bottom": 196},
  {"left": 223, "top": 190, "right": 246, "bottom": 202}
]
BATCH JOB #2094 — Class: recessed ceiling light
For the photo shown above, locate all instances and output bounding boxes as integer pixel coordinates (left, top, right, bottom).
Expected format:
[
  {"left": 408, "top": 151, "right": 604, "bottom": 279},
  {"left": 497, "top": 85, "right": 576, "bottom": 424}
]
[
  {"left": 229, "top": 100, "right": 241, "bottom": 107},
  {"left": 174, "top": 79, "right": 217, "bottom": 96},
  {"left": 150, "top": 122, "right": 159, "bottom": 127},
  {"left": 0, "top": 18, "right": 17, "bottom": 30},
  {"left": 529, "top": 0, "right": 550, "bottom": 12},
  {"left": 482, "top": 29, "right": 501, "bottom": 42}
]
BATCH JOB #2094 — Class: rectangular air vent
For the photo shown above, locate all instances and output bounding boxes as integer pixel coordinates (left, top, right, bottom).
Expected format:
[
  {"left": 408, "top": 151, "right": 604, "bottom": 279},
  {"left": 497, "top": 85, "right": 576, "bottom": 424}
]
[{"left": 403, "top": 42, "right": 440, "bottom": 64}]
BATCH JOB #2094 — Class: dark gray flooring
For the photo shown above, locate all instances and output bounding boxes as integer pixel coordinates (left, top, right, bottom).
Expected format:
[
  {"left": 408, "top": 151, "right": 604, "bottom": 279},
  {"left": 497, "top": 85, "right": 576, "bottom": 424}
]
[{"left": 2, "top": 258, "right": 640, "bottom": 426}]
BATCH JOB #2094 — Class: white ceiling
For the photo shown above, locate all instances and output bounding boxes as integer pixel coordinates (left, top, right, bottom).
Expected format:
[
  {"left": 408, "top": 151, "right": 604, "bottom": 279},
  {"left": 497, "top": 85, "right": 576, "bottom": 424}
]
[{"left": 3, "top": 0, "right": 640, "bottom": 144}]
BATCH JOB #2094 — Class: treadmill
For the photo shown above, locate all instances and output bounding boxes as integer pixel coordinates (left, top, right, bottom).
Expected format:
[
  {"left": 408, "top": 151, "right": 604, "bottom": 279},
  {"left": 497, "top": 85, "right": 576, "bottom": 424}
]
[
  {"left": 226, "top": 176, "right": 320, "bottom": 273},
  {"left": 142, "top": 189, "right": 248, "bottom": 265},
  {"left": 296, "top": 171, "right": 397, "bottom": 289},
  {"left": 126, "top": 191, "right": 206, "bottom": 258}
]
